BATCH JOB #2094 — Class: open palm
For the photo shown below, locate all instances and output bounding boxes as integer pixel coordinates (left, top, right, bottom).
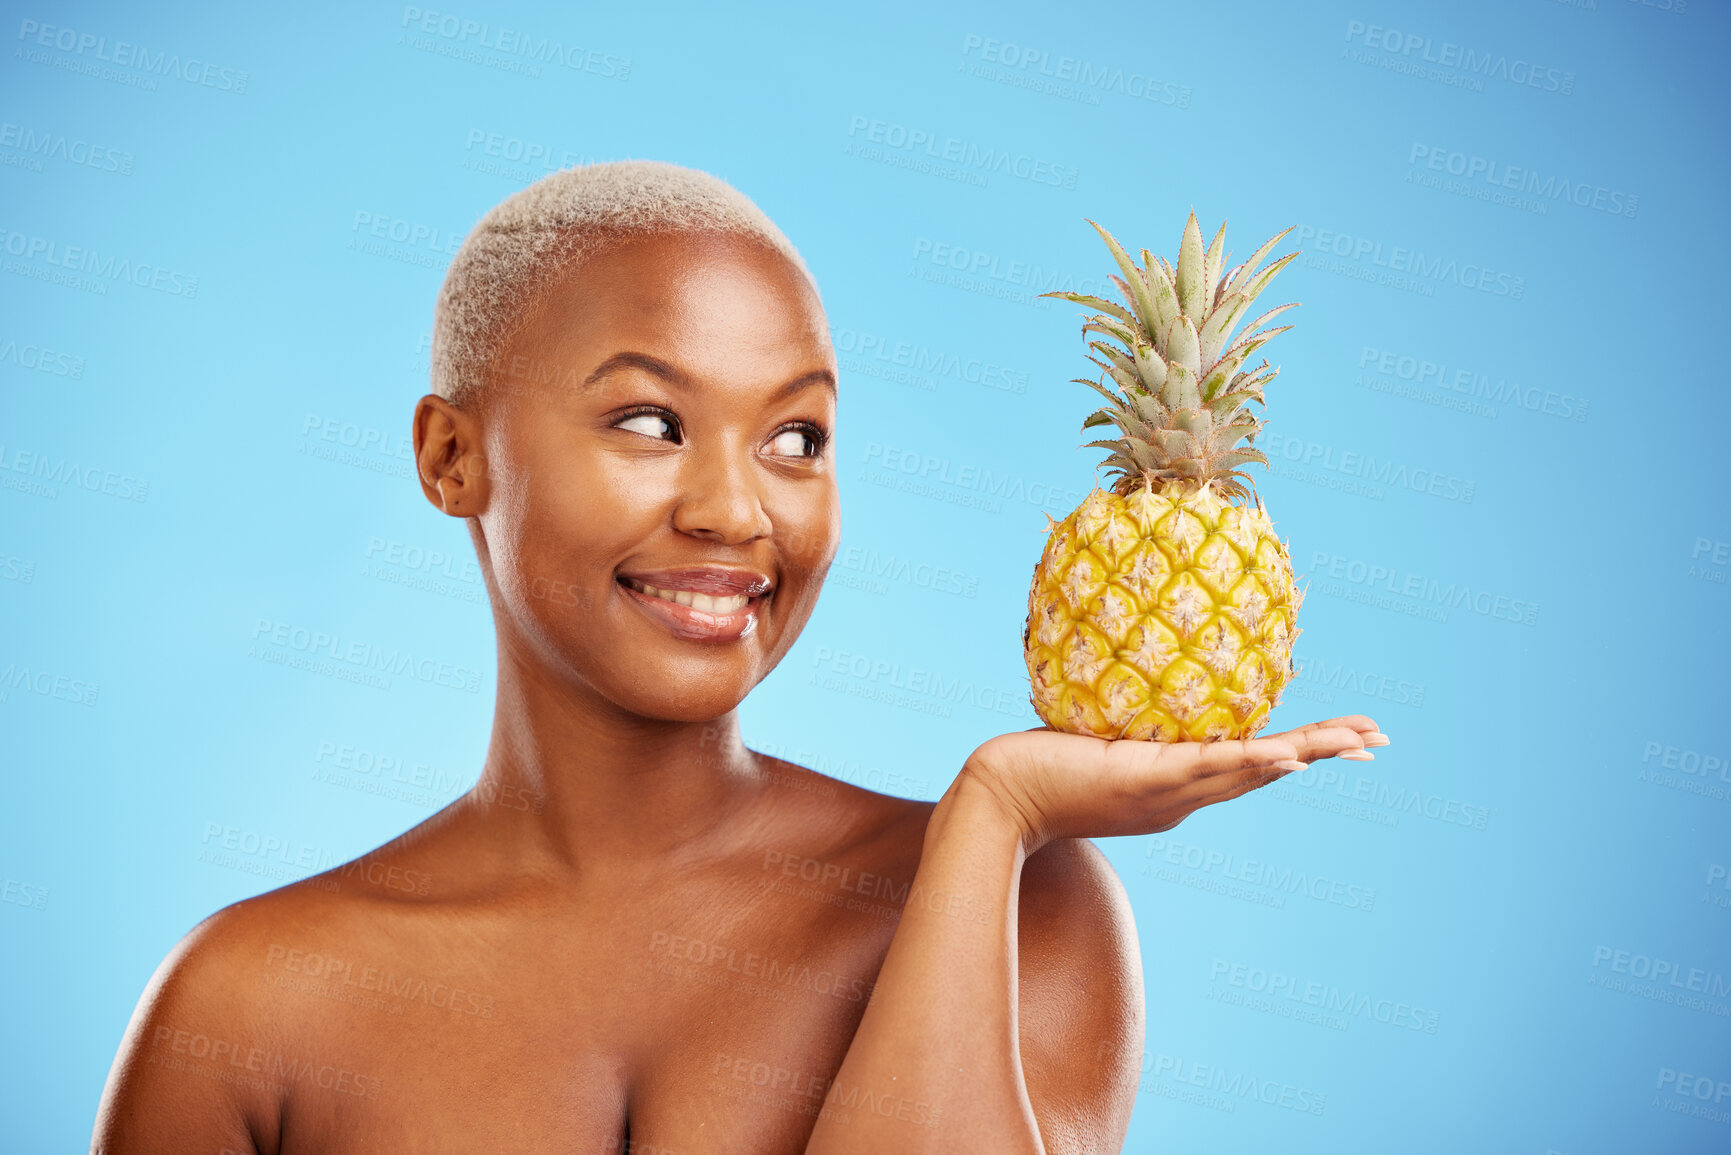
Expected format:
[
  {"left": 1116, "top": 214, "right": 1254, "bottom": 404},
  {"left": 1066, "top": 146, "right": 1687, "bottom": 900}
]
[{"left": 962, "top": 714, "right": 1387, "bottom": 850}]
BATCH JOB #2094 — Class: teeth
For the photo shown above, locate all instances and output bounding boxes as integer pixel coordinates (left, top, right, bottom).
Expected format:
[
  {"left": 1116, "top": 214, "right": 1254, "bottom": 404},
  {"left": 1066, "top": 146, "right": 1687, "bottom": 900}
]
[{"left": 631, "top": 580, "right": 750, "bottom": 614}]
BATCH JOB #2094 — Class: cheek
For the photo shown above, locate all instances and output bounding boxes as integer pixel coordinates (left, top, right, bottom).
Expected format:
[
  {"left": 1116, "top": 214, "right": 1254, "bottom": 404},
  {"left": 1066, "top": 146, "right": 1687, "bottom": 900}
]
[
  {"left": 484, "top": 425, "right": 669, "bottom": 614},
  {"left": 519, "top": 465, "right": 662, "bottom": 596},
  {"left": 775, "top": 481, "right": 841, "bottom": 585}
]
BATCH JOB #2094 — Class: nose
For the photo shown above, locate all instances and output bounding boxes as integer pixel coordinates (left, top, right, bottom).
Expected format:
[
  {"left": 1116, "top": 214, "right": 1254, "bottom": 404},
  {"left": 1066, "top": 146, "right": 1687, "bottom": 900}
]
[{"left": 671, "top": 445, "right": 773, "bottom": 545}]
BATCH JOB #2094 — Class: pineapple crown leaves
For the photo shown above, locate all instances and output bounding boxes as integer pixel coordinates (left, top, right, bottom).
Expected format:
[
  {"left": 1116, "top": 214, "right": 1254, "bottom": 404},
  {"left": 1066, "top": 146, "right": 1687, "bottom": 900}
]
[{"left": 1043, "top": 212, "right": 1300, "bottom": 501}]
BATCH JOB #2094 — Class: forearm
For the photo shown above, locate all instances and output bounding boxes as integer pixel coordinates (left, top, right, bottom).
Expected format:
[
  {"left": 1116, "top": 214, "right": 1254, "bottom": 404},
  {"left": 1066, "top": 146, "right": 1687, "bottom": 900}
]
[{"left": 804, "top": 771, "right": 1045, "bottom": 1154}]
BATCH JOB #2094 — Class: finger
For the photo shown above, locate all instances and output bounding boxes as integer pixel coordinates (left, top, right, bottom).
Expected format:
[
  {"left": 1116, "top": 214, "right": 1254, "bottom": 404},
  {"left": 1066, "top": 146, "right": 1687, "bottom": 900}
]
[
  {"left": 1183, "top": 737, "right": 1304, "bottom": 778},
  {"left": 1195, "top": 759, "right": 1304, "bottom": 806},
  {"left": 1281, "top": 725, "right": 1381, "bottom": 763},
  {"left": 1102, "top": 737, "right": 1297, "bottom": 790},
  {"left": 1155, "top": 767, "right": 1283, "bottom": 826},
  {"left": 1094, "top": 746, "right": 1237, "bottom": 814},
  {"left": 1154, "top": 752, "right": 1307, "bottom": 819},
  {"left": 1267, "top": 715, "right": 1382, "bottom": 740}
]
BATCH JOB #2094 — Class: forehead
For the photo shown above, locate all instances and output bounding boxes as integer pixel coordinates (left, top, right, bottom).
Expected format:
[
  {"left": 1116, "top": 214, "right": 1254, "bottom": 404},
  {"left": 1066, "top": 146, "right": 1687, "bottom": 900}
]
[{"left": 514, "top": 230, "right": 831, "bottom": 376}]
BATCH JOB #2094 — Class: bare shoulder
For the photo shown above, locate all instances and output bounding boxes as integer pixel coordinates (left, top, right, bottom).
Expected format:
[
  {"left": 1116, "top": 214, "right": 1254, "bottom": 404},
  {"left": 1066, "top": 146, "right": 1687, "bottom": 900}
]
[
  {"left": 92, "top": 836, "right": 443, "bottom": 1155},
  {"left": 754, "top": 749, "right": 934, "bottom": 812},
  {"left": 92, "top": 881, "right": 347, "bottom": 1153},
  {"left": 1017, "top": 839, "right": 1144, "bottom": 1153},
  {"left": 752, "top": 750, "right": 937, "bottom": 856}
]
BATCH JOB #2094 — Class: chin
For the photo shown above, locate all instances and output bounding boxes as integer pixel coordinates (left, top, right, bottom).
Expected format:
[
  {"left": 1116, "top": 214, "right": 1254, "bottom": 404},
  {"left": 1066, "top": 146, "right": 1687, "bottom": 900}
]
[
  {"left": 620, "top": 687, "right": 751, "bottom": 726},
  {"left": 594, "top": 654, "right": 759, "bottom": 725}
]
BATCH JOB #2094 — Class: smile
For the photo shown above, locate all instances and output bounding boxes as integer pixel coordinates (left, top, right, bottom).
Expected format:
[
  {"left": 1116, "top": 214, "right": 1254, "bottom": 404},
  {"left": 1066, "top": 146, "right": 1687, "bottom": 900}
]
[
  {"left": 615, "top": 569, "right": 773, "bottom": 643},
  {"left": 622, "top": 578, "right": 749, "bottom": 615}
]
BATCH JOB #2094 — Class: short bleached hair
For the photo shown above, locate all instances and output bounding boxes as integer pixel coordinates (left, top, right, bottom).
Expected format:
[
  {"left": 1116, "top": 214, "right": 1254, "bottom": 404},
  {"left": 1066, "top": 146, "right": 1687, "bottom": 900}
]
[{"left": 431, "top": 160, "right": 815, "bottom": 407}]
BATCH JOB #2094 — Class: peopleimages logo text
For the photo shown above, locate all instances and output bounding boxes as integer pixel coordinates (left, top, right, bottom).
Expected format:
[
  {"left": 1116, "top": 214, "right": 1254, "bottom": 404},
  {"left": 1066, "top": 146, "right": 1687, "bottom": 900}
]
[
  {"left": 1305, "top": 551, "right": 1539, "bottom": 626},
  {"left": 959, "top": 35, "right": 1192, "bottom": 107},
  {"left": 1144, "top": 836, "right": 1377, "bottom": 911},
  {"left": 831, "top": 327, "right": 1027, "bottom": 396},
  {"left": 398, "top": 7, "right": 630, "bottom": 78},
  {"left": 1592, "top": 946, "right": 1731, "bottom": 999},
  {"left": 0, "top": 337, "right": 85, "bottom": 378},
  {"left": 1294, "top": 224, "right": 1523, "bottom": 299},
  {"left": 847, "top": 117, "right": 1078, "bottom": 190},
  {"left": 1260, "top": 432, "right": 1475, "bottom": 504},
  {"left": 909, "top": 238, "right": 1110, "bottom": 300},
  {"left": 1358, "top": 346, "right": 1589, "bottom": 422},
  {"left": 0, "top": 227, "right": 198, "bottom": 297},
  {"left": 0, "top": 444, "right": 148, "bottom": 501},
  {"left": 15, "top": 18, "right": 250, "bottom": 92},
  {"left": 861, "top": 440, "right": 1090, "bottom": 517},
  {"left": 250, "top": 619, "right": 483, "bottom": 694},
  {"left": 0, "top": 121, "right": 134, "bottom": 174},
  {"left": 1208, "top": 959, "right": 1440, "bottom": 1033},
  {"left": 1409, "top": 144, "right": 1637, "bottom": 218},
  {"left": 1343, "top": 21, "right": 1574, "bottom": 94}
]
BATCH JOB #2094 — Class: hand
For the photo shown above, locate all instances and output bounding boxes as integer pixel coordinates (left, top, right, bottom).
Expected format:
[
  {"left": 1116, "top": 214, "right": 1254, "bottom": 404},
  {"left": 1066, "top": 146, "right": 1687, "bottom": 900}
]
[{"left": 959, "top": 715, "right": 1388, "bottom": 853}]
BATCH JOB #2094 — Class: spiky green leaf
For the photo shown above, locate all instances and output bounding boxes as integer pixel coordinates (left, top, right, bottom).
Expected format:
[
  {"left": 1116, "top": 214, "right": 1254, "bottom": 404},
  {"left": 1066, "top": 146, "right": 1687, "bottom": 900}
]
[
  {"left": 1089, "top": 341, "right": 1144, "bottom": 390},
  {"left": 1206, "top": 390, "right": 1255, "bottom": 423},
  {"left": 1081, "top": 317, "right": 1139, "bottom": 350},
  {"left": 1202, "top": 220, "right": 1227, "bottom": 306},
  {"left": 1043, "top": 291, "right": 1137, "bottom": 327},
  {"left": 1238, "top": 304, "right": 1298, "bottom": 343},
  {"left": 1174, "top": 212, "right": 1207, "bottom": 319},
  {"left": 1156, "top": 428, "right": 1198, "bottom": 459},
  {"left": 1237, "top": 251, "right": 1299, "bottom": 311},
  {"left": 1073, "top": 375, "right": 1127, "bottom": 409},
  {"left": 1223, "top": 227, "right": 1293, "bottom": 296},
  {"left": 1172, "top": 408, "right": 1215, "bottom": 437},
  {"left": 1215, "top": 448, "right": 1269, "bottom": 471},
  {"left": 1199, "top": 360, "right": 1236, "bottom": 402},
  {"left": 1090, "top": 222, "right": 1163, "bottom": 335},
  {"left": 1133, "top": 341, "right": 1168, "bottom": 391},
  {"left": 1161, "top": 362, "right": 1203, "bottom": 411},
  {"left": 1198, "top": 292, "right": 1248, "bottom": 371},
  {"left": 1141, "top": 256, "right": 1180, "bottom": 336},
  {"left": 1163, "top": 315, "right": 1202, "bottom": 375},
  {"left": 1125, "top": 388, "right": 1171, "bottom": 430}
]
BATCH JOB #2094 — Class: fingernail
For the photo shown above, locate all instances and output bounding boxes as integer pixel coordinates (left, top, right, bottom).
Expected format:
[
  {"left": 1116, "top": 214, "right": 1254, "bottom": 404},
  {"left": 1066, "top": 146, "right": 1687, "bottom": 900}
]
[
  {"left": 1362, "top": 732, "right": 1391, "bottom": 748},
  {"left": 1338, "top": 748, "right": 1375, "bottom": 762},
  {"left": 1274, "top": 760, "right": 1307, "bottom": 773}
]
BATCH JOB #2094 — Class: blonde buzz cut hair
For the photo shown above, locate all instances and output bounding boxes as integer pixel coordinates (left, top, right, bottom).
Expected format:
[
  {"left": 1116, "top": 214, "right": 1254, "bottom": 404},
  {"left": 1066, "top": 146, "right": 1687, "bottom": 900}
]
[{"left": 430, "top": 159, "right": 815, "bottom": 408}]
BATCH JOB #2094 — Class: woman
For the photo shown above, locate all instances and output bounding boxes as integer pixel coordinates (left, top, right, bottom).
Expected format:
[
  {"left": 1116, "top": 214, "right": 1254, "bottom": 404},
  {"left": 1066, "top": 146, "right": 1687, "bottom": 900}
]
[{"left": 94, "top": 161, "right": 1383, "bottom": 1153}]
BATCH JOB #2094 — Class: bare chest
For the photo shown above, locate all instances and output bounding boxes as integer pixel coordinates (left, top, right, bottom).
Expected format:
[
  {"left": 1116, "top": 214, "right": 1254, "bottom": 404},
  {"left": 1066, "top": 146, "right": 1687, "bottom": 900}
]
[{"left": 259, "top": 893, "right": 897, "bottom": 1154}]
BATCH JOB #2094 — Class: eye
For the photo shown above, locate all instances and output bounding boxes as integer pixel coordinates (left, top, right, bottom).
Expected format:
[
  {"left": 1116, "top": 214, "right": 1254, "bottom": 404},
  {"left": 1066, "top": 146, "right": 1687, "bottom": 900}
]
[
  {"left": 613, "top": 407, "right": 682, "bottom": 443},
  {"left": 765, "top": 424, "right": 827, "bottom": 458}
]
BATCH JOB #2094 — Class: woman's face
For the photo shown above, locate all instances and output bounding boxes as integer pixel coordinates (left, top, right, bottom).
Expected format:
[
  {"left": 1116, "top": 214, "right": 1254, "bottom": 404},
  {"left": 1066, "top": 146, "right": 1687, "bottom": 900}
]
[{"left": 471, "top": 230, "right": 838, "bottom": 722}]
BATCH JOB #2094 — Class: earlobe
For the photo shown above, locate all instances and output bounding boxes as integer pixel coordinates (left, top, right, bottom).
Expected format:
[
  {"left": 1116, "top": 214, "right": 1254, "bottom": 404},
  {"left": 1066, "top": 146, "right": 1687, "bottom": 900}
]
[
  {"left": 437, "top": 477, "right": 463, "bottom": 514},
  {"left": 413, "top": 394, "right": 487, "bottom": 518}
]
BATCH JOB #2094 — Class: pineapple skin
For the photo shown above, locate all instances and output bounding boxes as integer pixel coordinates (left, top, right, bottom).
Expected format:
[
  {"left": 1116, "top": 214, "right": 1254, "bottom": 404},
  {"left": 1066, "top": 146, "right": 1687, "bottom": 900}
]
[{"left": 1023, "top": 480, "right": 1302, "bottom": 742}]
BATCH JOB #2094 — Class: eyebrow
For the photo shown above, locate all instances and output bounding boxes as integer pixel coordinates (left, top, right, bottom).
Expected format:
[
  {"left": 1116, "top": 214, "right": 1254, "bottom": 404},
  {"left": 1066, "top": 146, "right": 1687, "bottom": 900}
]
[
  {"left": 584, "top": 351, "right": 692, "bottom": 391},
  {"left": 771, "top": 369, "right": 838, "bottom": 401},
  {"left": 584, "top": 351, "right": 837, "bottom": 401}
]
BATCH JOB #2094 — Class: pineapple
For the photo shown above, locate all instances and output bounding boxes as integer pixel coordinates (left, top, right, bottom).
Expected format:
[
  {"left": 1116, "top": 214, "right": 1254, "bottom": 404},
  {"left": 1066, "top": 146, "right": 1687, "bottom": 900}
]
[{"left": 1023, "top": 213, "right": 1303, "bottom": 742}]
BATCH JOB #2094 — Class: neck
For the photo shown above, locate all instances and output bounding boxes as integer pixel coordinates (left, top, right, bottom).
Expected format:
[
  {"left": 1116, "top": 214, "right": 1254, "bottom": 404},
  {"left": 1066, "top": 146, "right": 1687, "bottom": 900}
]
[{"left": 465, "top": 630, "right": 765, "bottom": 874}]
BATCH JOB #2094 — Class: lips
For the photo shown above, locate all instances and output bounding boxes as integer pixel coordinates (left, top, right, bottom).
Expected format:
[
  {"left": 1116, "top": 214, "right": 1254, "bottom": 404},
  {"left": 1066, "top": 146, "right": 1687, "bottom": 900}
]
[
  {"left": 616, "top": 567, "right": 773, "bottom": 643},
  {"left": 621, "top": 567, "right": 773, "bottom": 598}
]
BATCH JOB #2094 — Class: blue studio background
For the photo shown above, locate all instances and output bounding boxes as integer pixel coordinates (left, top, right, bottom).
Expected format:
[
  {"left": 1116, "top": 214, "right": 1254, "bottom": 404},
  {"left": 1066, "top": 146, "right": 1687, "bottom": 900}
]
[{"left": 4, "top": 1, "right": 1729, "bottom": 1150}]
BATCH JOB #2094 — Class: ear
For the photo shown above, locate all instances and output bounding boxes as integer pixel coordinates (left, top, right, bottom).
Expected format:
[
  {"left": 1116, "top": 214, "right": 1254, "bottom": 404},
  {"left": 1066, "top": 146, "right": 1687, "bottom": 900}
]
[{"left": 413, "top": 394, "right": 491, "bottom": 517}]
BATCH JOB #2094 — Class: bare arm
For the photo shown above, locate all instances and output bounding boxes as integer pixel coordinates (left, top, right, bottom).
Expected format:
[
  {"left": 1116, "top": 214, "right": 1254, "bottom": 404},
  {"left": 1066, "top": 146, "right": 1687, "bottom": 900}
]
[
  {"left": 806, "top": 774, "right": 1046, "bottom": 1150},
  {"left": 804, "top": 716, "right": 1383, "bottom": 1153}
]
